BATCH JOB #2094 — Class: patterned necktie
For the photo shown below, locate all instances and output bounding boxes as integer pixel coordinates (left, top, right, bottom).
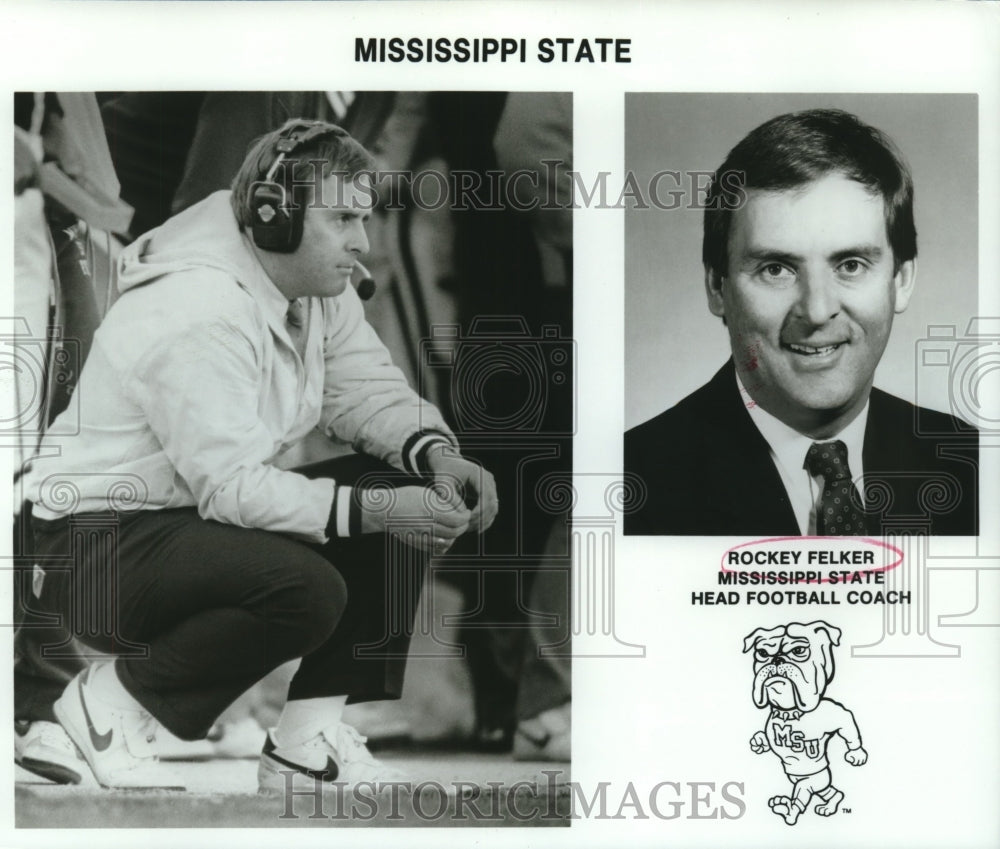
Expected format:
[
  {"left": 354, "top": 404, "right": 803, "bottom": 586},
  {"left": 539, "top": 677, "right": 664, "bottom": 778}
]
[
  {"left": 286, "top": 299, "right": 307, "bottom": 360},
  {"left": 805, "top": 440, "right": 866, "bottom": 536}
]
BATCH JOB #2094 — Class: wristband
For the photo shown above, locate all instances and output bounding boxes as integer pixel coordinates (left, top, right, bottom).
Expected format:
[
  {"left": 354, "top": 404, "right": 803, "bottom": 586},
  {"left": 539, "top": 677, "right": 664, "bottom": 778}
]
[
  {"left": 401, "top": 429, "right": 453, "bottom": 477},
  {"left": 349, "top": 487, "right": 363, "bottom": 537},
  {"left": 325, "top": 485, "right": 361, "bottom": 538}
]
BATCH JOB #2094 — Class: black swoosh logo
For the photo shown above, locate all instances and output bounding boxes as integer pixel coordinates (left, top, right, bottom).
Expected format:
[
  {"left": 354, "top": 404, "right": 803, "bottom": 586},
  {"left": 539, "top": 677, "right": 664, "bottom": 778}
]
[
  {"left": 79, "top": 676, "right": 113, "bottom": 752},
  {"left": 264, "top": 737, "right": 340, "bottom": 782}
]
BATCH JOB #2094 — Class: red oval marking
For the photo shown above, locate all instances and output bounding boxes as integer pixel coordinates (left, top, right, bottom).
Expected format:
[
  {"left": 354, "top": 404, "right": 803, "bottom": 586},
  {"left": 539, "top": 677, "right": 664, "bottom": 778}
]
[{"left": 721, "top": 536, "right": 904, "bottom": 584}]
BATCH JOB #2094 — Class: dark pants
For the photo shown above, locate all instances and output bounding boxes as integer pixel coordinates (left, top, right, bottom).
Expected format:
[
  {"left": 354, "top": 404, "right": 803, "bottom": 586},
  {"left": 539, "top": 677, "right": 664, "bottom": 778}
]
[
  {"left": 28, "top": 455, "right": 428, "bottom": 740},
  {"left": 14, "top": 504, "right": 87, "bottom": 724}
]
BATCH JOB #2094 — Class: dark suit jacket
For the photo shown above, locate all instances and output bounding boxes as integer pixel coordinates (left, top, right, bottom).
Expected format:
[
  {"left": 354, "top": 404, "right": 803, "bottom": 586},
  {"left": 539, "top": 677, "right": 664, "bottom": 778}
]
[{"left": 624, "top": 361, "right": 979, "bottom": 536}]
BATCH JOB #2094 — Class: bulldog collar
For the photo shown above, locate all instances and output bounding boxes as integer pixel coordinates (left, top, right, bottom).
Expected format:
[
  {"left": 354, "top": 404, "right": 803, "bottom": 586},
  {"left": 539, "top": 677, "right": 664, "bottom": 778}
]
[{"left": 772, "top": 708, "right": 804, "bottom": 720}]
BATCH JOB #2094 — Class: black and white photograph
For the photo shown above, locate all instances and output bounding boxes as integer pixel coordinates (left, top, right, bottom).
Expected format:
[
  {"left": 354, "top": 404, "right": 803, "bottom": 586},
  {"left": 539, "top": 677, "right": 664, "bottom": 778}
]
[
  {"left": 10, "top": 89, "right": 573, "bottom": 825},
  {"left": 624, "top": 93, "right": 981, "bottom": 537},
  {"left": 2, "top": 2, "right": 999, "bottom": 848}
]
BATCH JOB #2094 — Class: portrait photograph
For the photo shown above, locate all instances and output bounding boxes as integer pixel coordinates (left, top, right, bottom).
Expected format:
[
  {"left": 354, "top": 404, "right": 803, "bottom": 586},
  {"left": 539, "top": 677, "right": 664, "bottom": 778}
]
[{"left": 624, "top": 93, "right": 981, "bottom": 537}]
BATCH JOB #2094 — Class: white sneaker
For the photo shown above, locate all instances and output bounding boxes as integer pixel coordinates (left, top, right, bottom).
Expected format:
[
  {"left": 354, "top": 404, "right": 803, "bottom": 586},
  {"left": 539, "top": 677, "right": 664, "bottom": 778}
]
[
  {"left": 53, "top": 663, "right": 186, "bottom": 790},
  {"left": 513, "top": 702, "right": 571, "bottom": 762},
  {"left": 156, "top": 726, "right": 214, "bottom": 762},
  {"left": 15, "top": 720, "right": 90, "bottom": 785},
  {"left": 159, "top": 717, "right": 266, "bottom": 761},
  {"left": 258, "top": 722, "right": 411, "bottom": 794}
]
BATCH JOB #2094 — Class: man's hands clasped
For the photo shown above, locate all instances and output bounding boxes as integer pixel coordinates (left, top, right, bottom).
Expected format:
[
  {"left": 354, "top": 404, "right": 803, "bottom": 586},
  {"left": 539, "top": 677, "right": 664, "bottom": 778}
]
[
  {"left": 425, "top": 443, "right": 498, "bottom": 534},
  {"left": 358, "top": 445, "right": 498, "bottom": 554}
]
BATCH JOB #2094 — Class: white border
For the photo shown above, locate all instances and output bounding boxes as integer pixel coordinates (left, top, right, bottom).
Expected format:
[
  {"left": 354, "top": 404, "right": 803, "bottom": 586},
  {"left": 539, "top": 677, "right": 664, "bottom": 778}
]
[{"left": 2, "top": 2, "right": 998, "bottom": 847}]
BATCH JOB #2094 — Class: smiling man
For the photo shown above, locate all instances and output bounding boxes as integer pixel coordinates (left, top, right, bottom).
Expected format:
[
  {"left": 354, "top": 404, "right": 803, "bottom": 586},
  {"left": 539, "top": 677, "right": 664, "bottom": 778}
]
[
  {"left": 625, "top": 109, "right": 978, "bottom": 536},
  {"left": 22, "top": 119, "right": 498, "bottom": 790}
]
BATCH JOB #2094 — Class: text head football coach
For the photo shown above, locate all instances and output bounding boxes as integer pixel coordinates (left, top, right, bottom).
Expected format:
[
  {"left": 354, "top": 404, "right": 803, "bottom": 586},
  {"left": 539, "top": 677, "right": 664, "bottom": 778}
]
[{"left": 624, "top": 109, "right": 978, "bottom": 536}]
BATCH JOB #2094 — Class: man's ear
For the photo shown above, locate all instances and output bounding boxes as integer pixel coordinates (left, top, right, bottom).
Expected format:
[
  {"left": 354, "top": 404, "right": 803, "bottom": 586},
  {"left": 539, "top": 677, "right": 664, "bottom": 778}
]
[
  {"left": 705, "top": 266, "right": 726, "bottom": 319},
  {"left": 892, "top": 258, "right": 916, "bottom": 314}
]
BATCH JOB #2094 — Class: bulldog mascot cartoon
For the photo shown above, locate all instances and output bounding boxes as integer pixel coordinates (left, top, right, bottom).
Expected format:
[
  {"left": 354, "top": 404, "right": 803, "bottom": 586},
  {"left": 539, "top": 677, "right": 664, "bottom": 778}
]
[{"left": 743, "top": 620, "right": 867, "bottom": 825}]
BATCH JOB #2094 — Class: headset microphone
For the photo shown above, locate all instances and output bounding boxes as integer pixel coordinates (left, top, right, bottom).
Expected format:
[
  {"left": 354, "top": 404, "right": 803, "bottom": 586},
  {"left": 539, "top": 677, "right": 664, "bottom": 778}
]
[{"left": 353, "top": 262, "right": 377, "bottom": 301}]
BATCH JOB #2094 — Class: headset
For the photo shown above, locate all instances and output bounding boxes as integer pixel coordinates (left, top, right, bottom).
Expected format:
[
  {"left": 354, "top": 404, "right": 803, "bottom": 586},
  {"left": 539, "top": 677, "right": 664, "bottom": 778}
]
[
  {"left": 249, "top": 120, "right": 350, "bottom": 254},
  {"left": 249, "top": 120, "right": 377, "bottom": 300}
]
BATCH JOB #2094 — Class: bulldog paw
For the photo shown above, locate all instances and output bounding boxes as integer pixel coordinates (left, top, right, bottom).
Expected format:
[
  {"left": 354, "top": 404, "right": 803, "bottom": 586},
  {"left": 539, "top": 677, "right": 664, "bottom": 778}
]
[
  {"left": 750, "top": 731, "right": 769, "bottom": 753},
  {"left": 815, "top": 789, "right": 844, "bottom": 816},
  {"left": 768, "top": 795, "right": 800, "bottom": 825},
  {"left": 845, "top": 746, "right": 868, "bottom": 766}
]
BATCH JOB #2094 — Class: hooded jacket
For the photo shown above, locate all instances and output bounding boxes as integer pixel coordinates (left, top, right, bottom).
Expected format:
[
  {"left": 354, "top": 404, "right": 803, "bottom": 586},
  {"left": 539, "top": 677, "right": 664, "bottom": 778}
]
[{"left": 25, "top": 191, "right": 453, "bottom": 543}]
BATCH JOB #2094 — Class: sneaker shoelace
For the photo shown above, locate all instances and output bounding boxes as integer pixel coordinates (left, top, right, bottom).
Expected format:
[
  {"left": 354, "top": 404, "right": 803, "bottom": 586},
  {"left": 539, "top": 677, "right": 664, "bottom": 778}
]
[
  {"left": 36, "top": 722, "right": 76, "bottom": 753},
  {"left": 333, "top": 724, "right": 377, "bottom": 765},
  {"left": 124, "top": 712, "right": 160, "bottom": 763}
]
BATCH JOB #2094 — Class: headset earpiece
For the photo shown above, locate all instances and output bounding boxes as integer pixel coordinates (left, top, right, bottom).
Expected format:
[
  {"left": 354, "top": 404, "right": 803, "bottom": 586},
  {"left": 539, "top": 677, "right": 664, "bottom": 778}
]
[
  {"left": 249, "top": 121, "right": 347, "bottom": 253},
  {"left": 250, "top": 178, "right": 301, "bottom": 253}
]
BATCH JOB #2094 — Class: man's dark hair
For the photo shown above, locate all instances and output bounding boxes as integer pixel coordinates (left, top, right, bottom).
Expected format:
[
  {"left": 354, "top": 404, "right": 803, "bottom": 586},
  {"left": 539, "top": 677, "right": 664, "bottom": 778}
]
[{"left": 702, "top": 109, "right": 917, "bottom": 277}]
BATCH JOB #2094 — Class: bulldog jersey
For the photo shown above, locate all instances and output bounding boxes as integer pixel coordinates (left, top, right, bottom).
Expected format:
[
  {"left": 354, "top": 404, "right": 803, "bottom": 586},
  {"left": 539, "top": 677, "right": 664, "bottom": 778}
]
[{"left": 765, "top": 698, "right": 862, "bottom": 776}]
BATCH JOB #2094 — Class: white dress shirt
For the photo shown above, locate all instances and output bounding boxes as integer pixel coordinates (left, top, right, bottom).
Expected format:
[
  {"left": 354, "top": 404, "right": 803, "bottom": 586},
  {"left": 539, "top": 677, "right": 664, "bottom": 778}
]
[{"left": 736, "top": 372, "right": 868, "bottom": 535}]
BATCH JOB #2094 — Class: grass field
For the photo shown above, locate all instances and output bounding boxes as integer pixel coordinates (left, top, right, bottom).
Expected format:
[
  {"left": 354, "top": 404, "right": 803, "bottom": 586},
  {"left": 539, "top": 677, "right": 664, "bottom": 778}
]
[{"left": 15, "top": 752, "right": 571, "bottom": 828}]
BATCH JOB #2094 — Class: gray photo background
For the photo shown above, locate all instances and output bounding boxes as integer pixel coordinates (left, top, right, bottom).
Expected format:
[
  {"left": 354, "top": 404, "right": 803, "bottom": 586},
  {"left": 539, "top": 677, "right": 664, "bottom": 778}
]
[{"left": 625, "top": 92, "right": 978, "bottom": 429}]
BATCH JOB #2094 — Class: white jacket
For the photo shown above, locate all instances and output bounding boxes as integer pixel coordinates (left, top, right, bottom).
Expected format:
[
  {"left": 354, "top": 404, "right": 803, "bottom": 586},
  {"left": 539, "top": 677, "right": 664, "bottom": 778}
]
[{"left": 25, "top": 191, "right": 453, "bottom": 543}]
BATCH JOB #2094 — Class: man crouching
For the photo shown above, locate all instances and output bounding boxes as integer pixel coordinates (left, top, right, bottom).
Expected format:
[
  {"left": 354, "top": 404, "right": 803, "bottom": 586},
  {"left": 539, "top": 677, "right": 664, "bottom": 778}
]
[{"left": 23, "top": 119, "right": 497, "bottom": 791}]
